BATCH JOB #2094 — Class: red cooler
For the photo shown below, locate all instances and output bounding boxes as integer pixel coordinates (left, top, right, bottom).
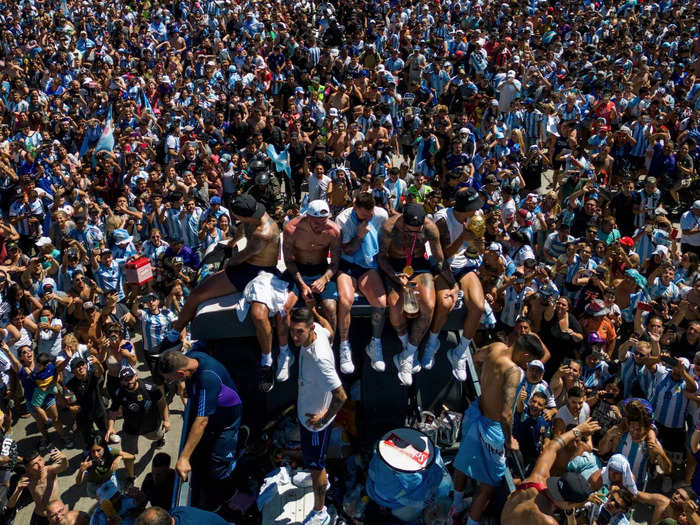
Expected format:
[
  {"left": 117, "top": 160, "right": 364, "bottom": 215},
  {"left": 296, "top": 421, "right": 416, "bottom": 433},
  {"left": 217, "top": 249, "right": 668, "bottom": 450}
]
[{"left": 124, "top": 257, "right": 153, "bottom": 285}]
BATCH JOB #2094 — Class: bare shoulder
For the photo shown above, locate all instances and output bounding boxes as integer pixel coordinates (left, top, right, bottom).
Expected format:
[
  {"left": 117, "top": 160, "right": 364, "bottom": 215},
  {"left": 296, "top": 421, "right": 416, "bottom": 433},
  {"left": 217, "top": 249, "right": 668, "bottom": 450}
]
[
  {"left": 325, "top": 220, "right": 341, "bottom": 237},
  {"left": 383, "top": 214, "right": 400, "bottom": 231},
  {"left": 256, "top": 216, "right": 280, "bottom": 241}
]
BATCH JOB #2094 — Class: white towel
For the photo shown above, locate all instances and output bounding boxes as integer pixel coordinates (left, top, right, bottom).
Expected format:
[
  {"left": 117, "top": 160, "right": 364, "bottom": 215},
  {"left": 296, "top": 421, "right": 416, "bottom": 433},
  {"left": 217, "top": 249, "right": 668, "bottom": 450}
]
[
  {"left": 602, "top": 453, "right": 638, "bottom": 496},
  {"left": 257, "top": 465, "right": 291, "bottom": 511},
  {"left": 235, "top": 271, "right": 292, "bottom": 322}
]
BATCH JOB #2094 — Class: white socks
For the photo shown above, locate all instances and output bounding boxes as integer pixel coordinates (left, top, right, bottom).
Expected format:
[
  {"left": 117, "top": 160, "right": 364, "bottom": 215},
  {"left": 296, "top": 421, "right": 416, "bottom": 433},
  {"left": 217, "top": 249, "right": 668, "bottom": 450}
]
[
  {"left": 261, "top": 353, "right": 273, "bottom": 367},
  {"left": 399, "top": 333, "right": 409, "bottom": 347},
  {"left": 279, "top": 344, "right": 289, "bottom": 356},
  {"left": 403, "top": 342, "right": 417, "bottom": 359},
  {"left": 428, "top": 331, "right": 439, "bottom": 345}
]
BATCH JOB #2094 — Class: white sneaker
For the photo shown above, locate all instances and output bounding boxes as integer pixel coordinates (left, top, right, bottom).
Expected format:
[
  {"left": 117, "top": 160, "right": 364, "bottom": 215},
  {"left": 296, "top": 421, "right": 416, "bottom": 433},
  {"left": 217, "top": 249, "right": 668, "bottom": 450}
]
[
  {"left": 393, "top": 353, "right": 414, "bottom": 386},
  {"left": 421, "top": 337, "right": 440, "bottom": 370},
  {"left": 447, "top": 347, "right": 467, "bottom": 382},
  {"left": 365, "top": 339, "right": 386, "bottom": 372},
  {"left": 339, "top": 342, "right": 355, "bottom": 374},
  {"left": 412, "top": 352, "right": 422, "bottom": 374},
  {"left": 302, "top": 506, "right": 330, "bottom": 525},
  {"left": 276, "top": 350, "right": 294, "bottom": 382}
]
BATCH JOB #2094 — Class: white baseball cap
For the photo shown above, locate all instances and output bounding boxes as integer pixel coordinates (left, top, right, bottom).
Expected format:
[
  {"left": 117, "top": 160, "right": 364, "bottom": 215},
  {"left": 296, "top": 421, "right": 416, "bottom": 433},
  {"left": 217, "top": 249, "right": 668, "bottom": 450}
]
[{"left": 307, "top": 200, "right": 330, "bottom": 218}]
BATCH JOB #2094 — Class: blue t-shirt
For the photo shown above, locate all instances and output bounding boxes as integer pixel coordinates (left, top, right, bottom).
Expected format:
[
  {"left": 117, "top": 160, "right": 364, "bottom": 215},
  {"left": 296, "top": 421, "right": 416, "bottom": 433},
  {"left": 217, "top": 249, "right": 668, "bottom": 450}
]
[
  {"left": 171, "top": 506, "right": 233, "bottom": 525},
  {"left": 186, "top": 351, "right": 242, "bottom": 432}
]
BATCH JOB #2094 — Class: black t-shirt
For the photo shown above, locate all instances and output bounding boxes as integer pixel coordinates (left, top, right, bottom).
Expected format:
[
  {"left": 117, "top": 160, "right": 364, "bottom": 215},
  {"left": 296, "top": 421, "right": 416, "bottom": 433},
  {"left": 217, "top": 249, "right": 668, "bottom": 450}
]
[
  {"left": 670, "top": 332, "right": 700, "bottom": 360},
  {"left": 66, "top": 368, "right": 105, "bottom": 418},
  {"left": 110, "top": 380, "right": 163, "bottom": 435},
  {"left": 611, "top": 191, "right": 639, "bottom": 236}
]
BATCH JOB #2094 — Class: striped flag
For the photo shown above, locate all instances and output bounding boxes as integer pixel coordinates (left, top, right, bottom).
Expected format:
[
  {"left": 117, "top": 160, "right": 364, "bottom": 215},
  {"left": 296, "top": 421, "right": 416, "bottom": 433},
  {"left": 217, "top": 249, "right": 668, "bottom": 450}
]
[
  {"left": 265, "top": 143, "right": 291, "bottom": 178},
  {"left": 94, "top": 106, "right": 114, "bottom": 155}
]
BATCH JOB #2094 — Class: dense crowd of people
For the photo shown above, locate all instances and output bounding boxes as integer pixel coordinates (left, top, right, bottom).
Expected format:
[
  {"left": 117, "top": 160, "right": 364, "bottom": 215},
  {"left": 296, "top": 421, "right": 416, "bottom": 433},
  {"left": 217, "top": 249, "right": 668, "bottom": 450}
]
[{"left": 0, "top": 0, "right": 697, "bottom": 523}]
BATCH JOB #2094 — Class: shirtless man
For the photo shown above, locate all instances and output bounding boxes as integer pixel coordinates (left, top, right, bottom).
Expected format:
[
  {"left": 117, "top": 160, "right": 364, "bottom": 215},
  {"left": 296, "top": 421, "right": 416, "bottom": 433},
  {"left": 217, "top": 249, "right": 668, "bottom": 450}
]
[
  {"left": 423, "top": 188, "right": 486, "bottom": 378},
  {"left": 334, "top": 192, "right": 389, "bottom": 374},
  {"left": 280, "top": 200, "right": 341, "bottom": 380},
  {"left": 500, "top": 418, "right": 600, "bottom": 525},
  {"left": 172, "top": 194, "right": 294, "bottom": 392},
  {"left": 638, "top": 486, "right": 700, "bottom": 524},
  {"left": 378, "top": 203, "right": 448, "bottom": 386},
  {"left": 9, "top": 449, "right": 68, "bottom": 525},
  {"left": 327, "top": 121, "right": 350, "bottom": 158},
  {"left": 47, "top": 499, "right": 90, "bottom": 525},
  {"left": 450, "top": 335, "right": 545, "bottom": 525}
]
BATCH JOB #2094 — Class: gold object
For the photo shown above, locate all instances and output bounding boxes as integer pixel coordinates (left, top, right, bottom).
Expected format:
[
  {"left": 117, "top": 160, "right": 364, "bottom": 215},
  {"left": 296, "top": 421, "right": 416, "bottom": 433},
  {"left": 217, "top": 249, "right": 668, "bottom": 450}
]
[
  {"left": 403, "top": 265, "right": 414, "bottom": 277},
  {"left": 467, "top": 214, "right": 486, "bottom": 238}
]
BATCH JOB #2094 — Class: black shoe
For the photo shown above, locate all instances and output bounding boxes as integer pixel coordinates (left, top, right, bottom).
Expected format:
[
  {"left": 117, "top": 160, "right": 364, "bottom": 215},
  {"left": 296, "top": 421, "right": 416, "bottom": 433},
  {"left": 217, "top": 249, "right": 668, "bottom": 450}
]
[
  {"left": 258, "top": 365, "right": 275, "bottom": 393},
  {"left": 124, "top": 477, "right": 135, "bottom": 490},
  {"left": 155, "top": 438, "right": 165, "bottom": 449}
]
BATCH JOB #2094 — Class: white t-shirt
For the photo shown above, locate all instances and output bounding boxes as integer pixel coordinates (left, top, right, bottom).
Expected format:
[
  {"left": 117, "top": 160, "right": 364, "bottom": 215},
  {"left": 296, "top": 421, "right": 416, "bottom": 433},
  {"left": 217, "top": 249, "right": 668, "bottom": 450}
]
[
  {"left": 56, "top": 344, "right": 91, "bottom": 384},
  {"left": 555, "top": 402, "right": 591, "bottom": 428},
  {"left": 297, "top": 323, "right": 342, "bottom": 432}
]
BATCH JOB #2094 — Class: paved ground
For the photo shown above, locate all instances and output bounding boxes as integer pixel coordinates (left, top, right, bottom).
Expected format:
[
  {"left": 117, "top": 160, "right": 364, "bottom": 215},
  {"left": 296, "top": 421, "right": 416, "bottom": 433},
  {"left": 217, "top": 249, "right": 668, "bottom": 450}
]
[{"left": 13, "top": 334, "right": 186, "bottom": 522}]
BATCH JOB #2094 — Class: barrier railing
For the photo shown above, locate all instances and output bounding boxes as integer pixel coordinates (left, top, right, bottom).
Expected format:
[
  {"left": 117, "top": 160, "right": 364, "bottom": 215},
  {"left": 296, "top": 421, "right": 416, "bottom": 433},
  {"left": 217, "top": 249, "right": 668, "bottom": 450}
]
[{"left": 172, "top": 399, "right": 192, "bottom": 509}]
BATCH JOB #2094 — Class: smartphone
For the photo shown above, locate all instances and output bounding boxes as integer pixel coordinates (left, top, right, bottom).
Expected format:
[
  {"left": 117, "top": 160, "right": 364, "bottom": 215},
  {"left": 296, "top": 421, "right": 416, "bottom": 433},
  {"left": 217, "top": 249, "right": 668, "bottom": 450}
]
[
  {"left": 671, "top": 227, "right": 678, "bottom": 240},
  {"left": 638, "top": 302, "right": 654, "bottom": 313},
  {"left": 40, "top": 316, "right": 48, "bottom": 323},
  {"left": 661, "top": 355, "right": 678, "bottom": 368}
]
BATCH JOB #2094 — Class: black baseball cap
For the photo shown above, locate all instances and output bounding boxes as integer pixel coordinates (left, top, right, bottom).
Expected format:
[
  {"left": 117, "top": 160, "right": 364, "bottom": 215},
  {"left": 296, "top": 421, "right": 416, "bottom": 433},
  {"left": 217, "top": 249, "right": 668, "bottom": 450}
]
[
  {"left": 454, "top": 188, "right": 484, "bottom": 213},
  {"left": 547, "top": 472, "right": 592, "bottom": 503},
  {"left": 119, "top": 366, "right": 136, "bottom": 380},
  {"left": 403, "top": 203, "right": 426, "bottom": 227},
  {"left": 231, "top": 194, "right": 265, "bottom": 219},
  {"left": 70, "top": 357, "right": 86, "bottom": 369}
]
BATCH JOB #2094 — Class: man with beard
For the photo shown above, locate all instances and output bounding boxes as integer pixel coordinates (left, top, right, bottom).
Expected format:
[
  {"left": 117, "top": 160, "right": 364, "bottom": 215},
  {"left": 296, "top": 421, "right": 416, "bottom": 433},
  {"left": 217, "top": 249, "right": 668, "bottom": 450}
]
[
  {"left": 378, "top": 203, "right": 448, "bottom": 386},
  {"left": 280, "top": 200, "right": 341, "bottom": 381},
  {"left": 46, "top": 499, "right": 89, "bottom": 525},
  {"left": 422, "top": 188, "right": 486, "bottom": 378}
]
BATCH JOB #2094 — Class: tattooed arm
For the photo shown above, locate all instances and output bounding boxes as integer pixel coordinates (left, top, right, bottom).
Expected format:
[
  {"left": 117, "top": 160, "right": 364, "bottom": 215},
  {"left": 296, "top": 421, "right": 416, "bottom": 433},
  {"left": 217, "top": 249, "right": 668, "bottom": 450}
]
[
  {"left": 426, "top": 219, "right": 456, "bottom": 287},
  {"left": 435, "top": 216, "right": 475, "bottom": 260},
  {"left": 502, "top": 364, "right": 522, "bottom": 450},
  {"left": 378, "top": 218, "right": 405, "bottom": 287},
  {"left": 320, "top": 385, "right": 347, "bottom": 426}
]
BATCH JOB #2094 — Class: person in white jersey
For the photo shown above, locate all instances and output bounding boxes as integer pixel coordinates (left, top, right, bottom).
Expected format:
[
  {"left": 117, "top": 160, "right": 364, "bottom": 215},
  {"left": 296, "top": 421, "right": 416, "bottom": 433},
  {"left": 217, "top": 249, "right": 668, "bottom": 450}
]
[
  {"left": 423, "top": 188, "right": 486, "bottom": 380},
  {"left": 289, "top": 306, "right": 347, "bottom": 525}
]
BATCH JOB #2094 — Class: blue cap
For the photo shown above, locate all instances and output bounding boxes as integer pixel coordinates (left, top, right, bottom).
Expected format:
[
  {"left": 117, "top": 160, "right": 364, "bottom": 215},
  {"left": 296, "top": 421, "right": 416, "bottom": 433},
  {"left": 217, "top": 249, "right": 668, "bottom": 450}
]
[{"left": 210, "top": 196, "right": 222, "bottom": 205}]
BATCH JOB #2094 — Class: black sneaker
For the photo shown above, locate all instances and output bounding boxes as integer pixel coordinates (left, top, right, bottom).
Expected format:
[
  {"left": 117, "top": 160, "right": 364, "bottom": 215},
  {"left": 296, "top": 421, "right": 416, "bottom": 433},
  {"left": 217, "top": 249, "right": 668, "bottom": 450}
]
[
  {"left": 124, "top": 477, "right": 136, "bottom": 490},
  {"left": 258, "top": 365, "right": 275, "bottom": 393},
  {"left": 155, "top": 438, "right": 165, "bottom": 449}
]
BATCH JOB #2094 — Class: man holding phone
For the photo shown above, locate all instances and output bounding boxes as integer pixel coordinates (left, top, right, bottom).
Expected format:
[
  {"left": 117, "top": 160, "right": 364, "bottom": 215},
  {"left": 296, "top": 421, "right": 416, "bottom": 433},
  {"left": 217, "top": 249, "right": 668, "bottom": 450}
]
[
  {"left": 646, "top": 354, "right": 697, "bottom": 475},
  {"left": 680, "top": 200, "right": 700, "bottom": 256}
]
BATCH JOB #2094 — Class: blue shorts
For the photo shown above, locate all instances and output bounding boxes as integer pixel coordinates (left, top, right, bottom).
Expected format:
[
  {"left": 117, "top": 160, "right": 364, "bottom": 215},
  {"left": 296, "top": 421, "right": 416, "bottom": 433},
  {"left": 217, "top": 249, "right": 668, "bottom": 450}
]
[
  {"left": 454, "top": 403, "right": 506, "bottom": 486},
  {"left": 299, "top": 421, "right": 332, "bottom": 471},
  {"left": 339, "top": 259, "right": 373, "bottom": 280},
  {"left": 207, "top": 425, "right": 241, "bottom": 480},
  {"left": 297, "top": 274, "right": 338, "bottom": 302}
]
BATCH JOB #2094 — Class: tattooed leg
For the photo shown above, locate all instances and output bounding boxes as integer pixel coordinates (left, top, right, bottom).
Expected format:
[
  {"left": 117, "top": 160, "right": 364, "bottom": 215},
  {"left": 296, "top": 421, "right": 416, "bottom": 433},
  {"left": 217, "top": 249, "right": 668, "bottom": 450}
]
[
  {"left": 387, "top": 288, "right": 407, "bottom": 336},
  {"left": 321, "top": 299, "right": 337, "bottom": 335},
  {"left": 409, "top": 273, "right": 435, "bottom": 346},
  {"left": 311, "top": 468, "right": 328, "bottom": 511}
]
